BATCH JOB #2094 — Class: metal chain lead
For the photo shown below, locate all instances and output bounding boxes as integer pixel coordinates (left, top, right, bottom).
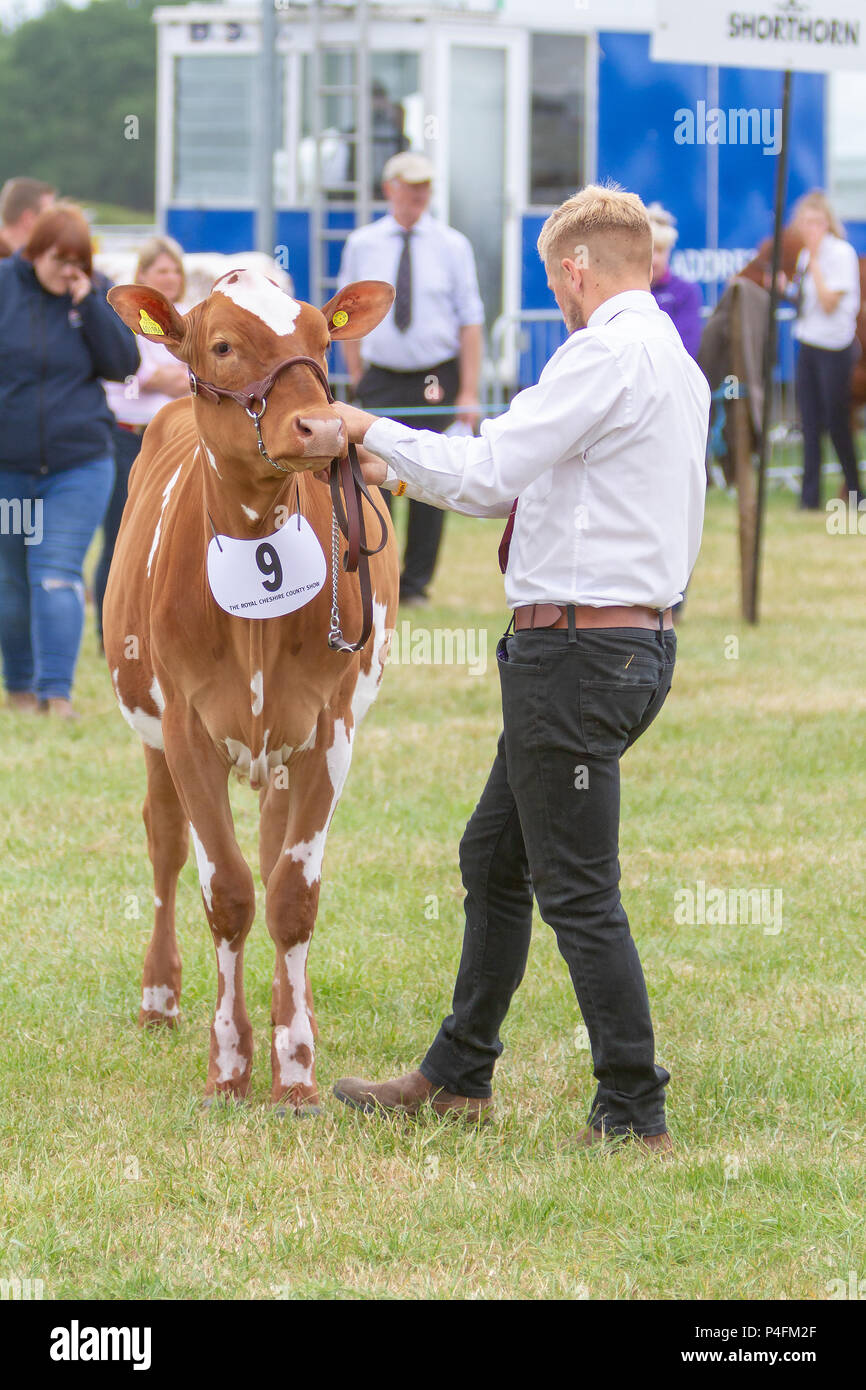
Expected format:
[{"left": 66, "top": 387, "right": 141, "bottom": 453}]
[{"left": 327, "top": 511, "right": 343, "bottom": 649}]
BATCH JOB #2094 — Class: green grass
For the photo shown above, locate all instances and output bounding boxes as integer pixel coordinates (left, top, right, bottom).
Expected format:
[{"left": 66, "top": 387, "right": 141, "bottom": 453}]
[{"left": 1, "top": 486, "right": 864, "bottom": 1300}]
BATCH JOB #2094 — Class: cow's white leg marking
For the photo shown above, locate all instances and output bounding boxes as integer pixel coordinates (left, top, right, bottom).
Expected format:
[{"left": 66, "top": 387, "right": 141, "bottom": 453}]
[
  {"left": 146, "top": 464, "right": 183, "bottom": 577},
  {"left": 141, "top": 984, "right": 179, "bottom": 1019},
  {"left": 273, "top": 941, "right": 315, "bottom": 1090},
  {"left": 189, "top": 824, "right": 216, "bottom": 912},
  {"left": 284, "top": 717, "right": 353, "bottom": 886},
  {"left": 351, "top": 597, "right": 390, "bottom": 727},
  {"left": 112, "top": 669, "right": 164, "bottom": 751},
  {"left": 214, "top": 940, "right": 244, "bottom": 1083},
  {"left": 250, "top": 670, "right": 263, "bottom": 717}
]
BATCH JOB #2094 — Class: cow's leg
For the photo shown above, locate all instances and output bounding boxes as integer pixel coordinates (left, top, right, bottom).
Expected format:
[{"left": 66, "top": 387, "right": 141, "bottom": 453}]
[
  {"left": 139, "top": 745, "right": 188, "bottom": 1027},
  {"left": 264, "top": 703, "right": 356, "bottom": 1110},
  {"left": 163, "top": 713, "right": 256, "bottom": 1101}
]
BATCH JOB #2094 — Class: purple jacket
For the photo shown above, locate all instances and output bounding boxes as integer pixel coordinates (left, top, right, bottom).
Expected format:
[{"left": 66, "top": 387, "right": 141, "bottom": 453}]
[{"left": 652, "top": 271, "right": 703, "bottom": 360}]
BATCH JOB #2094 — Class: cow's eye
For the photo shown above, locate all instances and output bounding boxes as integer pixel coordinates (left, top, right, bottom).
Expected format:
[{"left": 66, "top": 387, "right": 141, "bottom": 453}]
[{"left": 212, "top": 341, "right": 232, "bottom": 356}]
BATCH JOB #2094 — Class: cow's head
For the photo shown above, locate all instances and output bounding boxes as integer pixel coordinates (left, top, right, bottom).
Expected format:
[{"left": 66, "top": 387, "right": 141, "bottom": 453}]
[{"left": 108, "top": 271, "right": 394, "bottom": 475}]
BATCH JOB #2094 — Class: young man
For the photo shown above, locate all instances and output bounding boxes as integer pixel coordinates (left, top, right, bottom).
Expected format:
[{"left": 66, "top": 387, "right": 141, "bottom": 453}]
[{"left": 332, "top": 184, "right": 711, "bottom": 1153}]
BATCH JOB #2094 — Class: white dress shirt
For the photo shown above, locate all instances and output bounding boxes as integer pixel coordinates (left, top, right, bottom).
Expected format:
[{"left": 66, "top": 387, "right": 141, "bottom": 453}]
[
  {"left": 363, "top": 290, "right": 711, "bottom": 611},
  {"left": 792, "top": 235, "right": 861, "bottom": 351},
  {"left": 337, "top": 211, "right": 485, "bottom": 370}
]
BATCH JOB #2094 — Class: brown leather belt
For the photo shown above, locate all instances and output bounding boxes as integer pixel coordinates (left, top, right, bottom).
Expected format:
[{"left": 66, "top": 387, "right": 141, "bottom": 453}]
[{"left": 513, "top": 603, "right": 673, "bottom": 631}]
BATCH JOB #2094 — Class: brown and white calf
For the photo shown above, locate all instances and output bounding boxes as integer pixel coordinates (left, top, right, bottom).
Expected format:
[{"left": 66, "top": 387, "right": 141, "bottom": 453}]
[{"left": 105, "top": 270, "right": 398, "bottom": 1111}]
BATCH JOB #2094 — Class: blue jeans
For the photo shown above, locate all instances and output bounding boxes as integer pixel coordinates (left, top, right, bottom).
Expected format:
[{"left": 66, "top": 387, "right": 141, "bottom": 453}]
[
  {"left": 94, "top": 423, "right": 142, "bottom": 643},
  {"left": 0, "top": 458, "right": 114, "bottom": 700}
]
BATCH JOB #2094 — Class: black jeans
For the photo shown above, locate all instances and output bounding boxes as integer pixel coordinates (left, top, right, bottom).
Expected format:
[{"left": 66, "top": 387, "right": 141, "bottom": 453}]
[
  {"left": 93, "top": 422, "right": 142, "bottom": 642},
  {"left": 357, "top": 358, "right": 459, "bottom": 599},
  {"left": 796, "top": 339, "right": 862, "bottom": 508},
  {"left": 421, "top": 621, "right": 677, "bottom": 1136}
]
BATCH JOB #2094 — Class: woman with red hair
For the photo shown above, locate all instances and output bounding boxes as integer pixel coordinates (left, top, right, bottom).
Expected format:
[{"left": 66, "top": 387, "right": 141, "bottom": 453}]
[{"left": 0, "top": 203, "right": 139, "bottom": 717}]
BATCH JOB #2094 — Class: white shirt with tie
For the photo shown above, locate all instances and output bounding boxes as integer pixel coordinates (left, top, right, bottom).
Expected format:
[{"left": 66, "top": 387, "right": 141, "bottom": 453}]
[
  {"left": 363, "top": 290, "right": 711, "bottom": 612},
  {"left": 337, "top": 210, "right": 485, "bottom": 371}
]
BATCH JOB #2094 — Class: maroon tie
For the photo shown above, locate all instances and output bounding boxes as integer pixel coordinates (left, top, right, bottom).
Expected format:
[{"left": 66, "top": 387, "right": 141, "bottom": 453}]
[{"left": 498, "top": 499, "right": 517, "bottom": 574}]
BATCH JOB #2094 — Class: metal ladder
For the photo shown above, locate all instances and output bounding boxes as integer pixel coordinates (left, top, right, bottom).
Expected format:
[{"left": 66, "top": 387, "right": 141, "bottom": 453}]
[{"left": 309, "top": 0, "right": 372, "bottom": 310}]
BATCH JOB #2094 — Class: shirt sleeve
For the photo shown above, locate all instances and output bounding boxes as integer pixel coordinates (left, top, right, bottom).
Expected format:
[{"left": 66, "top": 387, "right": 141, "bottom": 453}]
[
  {"left": 452, "top": 233, "right": 485, "bottom": 327},
  {"left": 823, "top": 240, "right": 860, "bottom": 295},
  {"left": 363, "top": 335, "right": 629, "bottom": 517}
]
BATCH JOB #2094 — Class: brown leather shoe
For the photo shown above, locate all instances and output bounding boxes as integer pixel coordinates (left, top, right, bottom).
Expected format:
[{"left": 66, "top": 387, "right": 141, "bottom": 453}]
[
  {"left": 566, "top": 1125, "right": 674, "bottom": 1157},
  {"left": 333, "top": 1069, "right": 493, "bottom": 1123}
]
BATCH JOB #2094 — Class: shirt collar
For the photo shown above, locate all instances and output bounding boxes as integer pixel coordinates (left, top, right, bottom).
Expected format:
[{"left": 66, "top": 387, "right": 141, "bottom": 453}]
[
  {"left": 384, "top": 210, "right": 432, "bottom": 236},
  {"left": 588, "top": 290, "right": 658, "bottom": 329}
]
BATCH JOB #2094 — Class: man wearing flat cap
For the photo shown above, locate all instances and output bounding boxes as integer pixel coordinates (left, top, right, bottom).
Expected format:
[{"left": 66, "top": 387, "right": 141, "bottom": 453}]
[{"left": 338, "top": 152, "right": 485, "bottom": 606}]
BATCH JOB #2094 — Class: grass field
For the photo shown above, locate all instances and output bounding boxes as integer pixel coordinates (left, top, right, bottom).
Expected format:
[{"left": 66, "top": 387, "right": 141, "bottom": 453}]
[{"left": 1, "top": 484, "right": 864, "bottom": 1301}]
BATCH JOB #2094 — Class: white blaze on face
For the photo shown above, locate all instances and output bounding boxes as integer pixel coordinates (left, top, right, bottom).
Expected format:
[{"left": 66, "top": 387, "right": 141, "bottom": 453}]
[
  {"left": 213, "top": 270, "right": 302, "bottom": 337},
  {"left": 146, "top": 464, "right": 183, "bottom": 578},
  {"left": 189, "top": 824, "right": 216, "bottom": 912},
  {"left": 273, "top": 940, "right": 315, "bottom": 1089},
  {"left": 141, "top": 984, "right": 178, "bottom": 1019},
  {"left": 284, "top": 717, "right": 353, "bottom": 886},
  {"left": 112, "top": 669, "right": 164, "bottom": 751},
  {"left": 214, "top": 939, "right": 245, "bottom": 1083},
  {"left": 250, "top": 670, "right": 264, "bottom": 717}
]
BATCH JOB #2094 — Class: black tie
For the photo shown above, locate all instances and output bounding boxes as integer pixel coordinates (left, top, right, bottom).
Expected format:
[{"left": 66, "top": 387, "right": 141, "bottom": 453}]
[{"left": 394, "top": 229, "right": 413, "bottom": 332}]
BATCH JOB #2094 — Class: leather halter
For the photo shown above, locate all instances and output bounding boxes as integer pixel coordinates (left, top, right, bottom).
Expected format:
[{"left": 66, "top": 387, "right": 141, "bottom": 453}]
[{"left": 188, "top": 353, "right": 388, "bottom": 653}]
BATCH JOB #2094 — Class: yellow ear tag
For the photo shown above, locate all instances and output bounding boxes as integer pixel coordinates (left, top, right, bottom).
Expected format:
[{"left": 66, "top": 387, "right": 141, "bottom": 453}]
[
  {"left": 139, "top": 308, "right": 165, "bottom": 336},
  {"left": 332, "top": 310, "right": 349, "bottom": 328}
]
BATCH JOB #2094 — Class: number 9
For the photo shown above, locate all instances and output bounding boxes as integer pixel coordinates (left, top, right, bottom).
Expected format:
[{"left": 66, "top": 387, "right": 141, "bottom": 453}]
[{"left": 255, "top": 543, "right": 283, "bottom": 592}]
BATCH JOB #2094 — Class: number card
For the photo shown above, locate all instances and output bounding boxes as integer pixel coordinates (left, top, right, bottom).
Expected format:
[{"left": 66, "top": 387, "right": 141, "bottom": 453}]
[{"left": 206, "top": 515, "right": 327, "bottom": 618}]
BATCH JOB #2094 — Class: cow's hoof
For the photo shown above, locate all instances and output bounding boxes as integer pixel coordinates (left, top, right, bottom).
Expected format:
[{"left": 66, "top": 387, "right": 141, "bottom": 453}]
[
  {"left": 201, "top": 1093, "right": 247, "bottom": 1111},
  {"left": 275, "top": 1103, "right": 323, "bottom": 1119},
  {"left": 138, "top": 1010, "right": 178, "bottom": 1029}
]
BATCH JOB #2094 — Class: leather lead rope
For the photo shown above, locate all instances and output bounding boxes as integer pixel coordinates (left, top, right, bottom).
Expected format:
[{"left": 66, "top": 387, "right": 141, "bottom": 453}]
[{"left": 326, "top": 443, "right": 389, "bottom": 653}]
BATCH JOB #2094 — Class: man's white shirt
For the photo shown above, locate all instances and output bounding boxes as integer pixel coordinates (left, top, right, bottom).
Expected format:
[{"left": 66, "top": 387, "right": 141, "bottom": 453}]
[
  {"left": 337, "top": 210, "right": 484, "bottom": 370},
  {"left": 363, "top": 290, "right": 711, "bottom": 611}
]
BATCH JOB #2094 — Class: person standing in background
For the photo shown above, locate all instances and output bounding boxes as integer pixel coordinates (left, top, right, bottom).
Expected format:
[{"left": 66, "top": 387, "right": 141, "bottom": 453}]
[
  {"left": 789, "top": 190, "right": 863, "bottom": 509},
  {"left": 0, "top": 204, "right": 139, "bottom": 719},
  {"left": 337, "top": 152, "right": 485, "bottom": 606},
  {"left": 96, "top": 236, "right": 190, "bottom": 648},
  {"left": 647, "top": 203, "right": 703, "bottom": 360},
  {"left": 0, "top": 177, "right": 57, "bottom": 260}
]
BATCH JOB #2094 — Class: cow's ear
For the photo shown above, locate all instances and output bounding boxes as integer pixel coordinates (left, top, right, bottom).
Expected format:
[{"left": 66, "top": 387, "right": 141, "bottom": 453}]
[
  {"left": 321, "top": 280, "right": 395, "bottom": 340},
  {"left": 107, "top": 285, "right": 187, "bottom": 358}
]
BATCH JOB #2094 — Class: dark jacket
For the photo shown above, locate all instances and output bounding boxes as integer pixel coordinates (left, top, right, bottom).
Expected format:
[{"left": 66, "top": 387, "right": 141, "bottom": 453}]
[{"left": 0, "top": 249, "right": 140, "bottom": 475}]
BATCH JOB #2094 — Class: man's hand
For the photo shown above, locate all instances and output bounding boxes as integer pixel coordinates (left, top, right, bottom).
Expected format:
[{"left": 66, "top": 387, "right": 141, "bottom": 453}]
[
  {"left": 333, "top": 400, "right": 377, "bottom": 443},
  {"left": 454, "top": 389, "right": 481, "bottom": 430}
]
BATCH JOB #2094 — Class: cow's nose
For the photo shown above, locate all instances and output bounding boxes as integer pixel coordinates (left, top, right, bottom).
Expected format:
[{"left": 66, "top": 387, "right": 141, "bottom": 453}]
[{"left": 293, "top": 415, "right": 345, "bottom": 458}]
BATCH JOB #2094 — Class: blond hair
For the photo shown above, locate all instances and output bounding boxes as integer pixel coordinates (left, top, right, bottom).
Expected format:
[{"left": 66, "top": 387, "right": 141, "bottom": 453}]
[
  {"left": 135, "top": 235, "right": 186, "bottom": 300},
  {"left": 646, "top": 201, "right": 678, "bottom": 252},
  {"left": 792, "top": 189, "right": 845, "bottom": 240},
  {"left": 537, "top": 182, "right": 653, "bottom": 280}
]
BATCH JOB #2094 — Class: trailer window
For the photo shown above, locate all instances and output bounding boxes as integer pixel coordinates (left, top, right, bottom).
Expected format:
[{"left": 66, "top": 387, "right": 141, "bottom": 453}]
[
  {"left": 173, "top": 55, "right": 283, "bottom": 203},
  {"left": 530, "top": 33, "right": 586, "bottom": 207},
  {"left": 298, "top": 51, "right": 422, "bottom": 203},
  {"left": 829, "top": 72, "right": 866, "bottom": 225}
]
